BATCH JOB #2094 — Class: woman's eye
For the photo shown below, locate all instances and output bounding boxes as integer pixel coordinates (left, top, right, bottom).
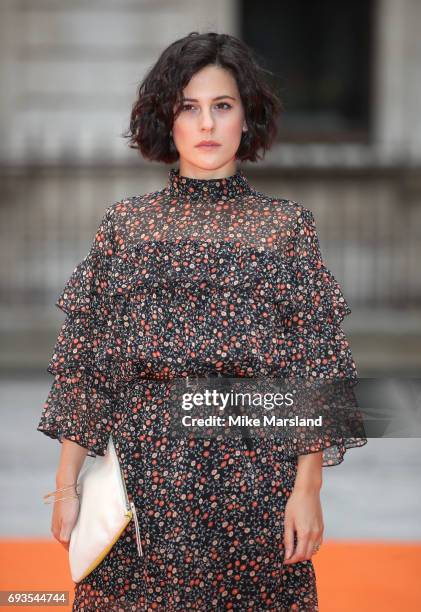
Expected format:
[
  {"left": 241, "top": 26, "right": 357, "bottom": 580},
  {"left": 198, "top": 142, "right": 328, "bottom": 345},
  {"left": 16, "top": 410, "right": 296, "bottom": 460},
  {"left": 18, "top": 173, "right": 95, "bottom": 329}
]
[{"left": 180, "top": 103, "right": 232, "bottom": 111}]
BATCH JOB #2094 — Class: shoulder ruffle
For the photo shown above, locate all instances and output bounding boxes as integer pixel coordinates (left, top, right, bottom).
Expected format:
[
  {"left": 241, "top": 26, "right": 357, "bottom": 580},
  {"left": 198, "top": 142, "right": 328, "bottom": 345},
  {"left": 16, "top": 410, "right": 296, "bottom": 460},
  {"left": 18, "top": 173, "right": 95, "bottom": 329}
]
[
  {"left": 281, "top": 205, "right": 352, "bottom": 329},
  {"left": 55, "top": 252, "right": 113, "bottom": 316}
]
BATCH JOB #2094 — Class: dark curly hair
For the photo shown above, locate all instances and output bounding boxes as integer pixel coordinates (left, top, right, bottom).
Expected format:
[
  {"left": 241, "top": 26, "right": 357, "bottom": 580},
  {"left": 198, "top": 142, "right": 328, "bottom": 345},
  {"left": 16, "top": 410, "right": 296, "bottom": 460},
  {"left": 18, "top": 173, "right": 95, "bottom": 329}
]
[{"left": 121, "top": 31, "right": 283, "bottom": 163}]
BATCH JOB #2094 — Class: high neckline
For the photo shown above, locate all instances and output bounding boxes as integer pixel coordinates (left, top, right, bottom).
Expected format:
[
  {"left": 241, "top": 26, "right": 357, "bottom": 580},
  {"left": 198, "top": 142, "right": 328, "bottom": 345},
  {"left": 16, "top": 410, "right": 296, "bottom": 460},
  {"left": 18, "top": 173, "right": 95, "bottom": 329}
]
[{"left": 166, "top": 167, "right": 253, "bottom": 201}]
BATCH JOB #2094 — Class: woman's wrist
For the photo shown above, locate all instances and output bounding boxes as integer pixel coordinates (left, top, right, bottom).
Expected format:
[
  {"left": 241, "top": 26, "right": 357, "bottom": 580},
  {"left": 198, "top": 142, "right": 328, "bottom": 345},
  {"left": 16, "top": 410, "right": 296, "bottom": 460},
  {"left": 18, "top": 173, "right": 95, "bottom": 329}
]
[
  {"left": 293, "top": 479, "right": 322, "bottom": 494},
  {"left": 293, "top": 451, "right": 323, "bottom": 492},
  {"left": 55, "top": 473, "right": 79, "bottom": 488},
  {"left": 55, "top": 439, "right": 88, "bottom": 487}
]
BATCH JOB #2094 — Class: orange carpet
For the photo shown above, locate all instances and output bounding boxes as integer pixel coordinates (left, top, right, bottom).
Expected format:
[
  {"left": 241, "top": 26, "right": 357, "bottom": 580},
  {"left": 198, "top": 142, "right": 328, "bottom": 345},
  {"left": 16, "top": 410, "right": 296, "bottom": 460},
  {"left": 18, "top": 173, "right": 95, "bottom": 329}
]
[{"left": 1, "top": 539, "right": 420, "bottom": 611}]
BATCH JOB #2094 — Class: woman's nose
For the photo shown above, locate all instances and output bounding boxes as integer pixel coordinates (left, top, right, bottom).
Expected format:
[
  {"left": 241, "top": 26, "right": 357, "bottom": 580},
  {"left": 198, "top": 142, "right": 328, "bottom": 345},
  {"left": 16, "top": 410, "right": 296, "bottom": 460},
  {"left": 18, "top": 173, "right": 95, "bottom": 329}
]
[{"left": 199, "top": 108, "right": 215, "bottom": 131}]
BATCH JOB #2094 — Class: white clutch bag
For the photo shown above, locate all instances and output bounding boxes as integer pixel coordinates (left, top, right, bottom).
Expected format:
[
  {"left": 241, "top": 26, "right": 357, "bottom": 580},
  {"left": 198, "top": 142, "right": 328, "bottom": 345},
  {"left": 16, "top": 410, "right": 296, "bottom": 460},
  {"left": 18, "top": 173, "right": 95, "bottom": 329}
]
[{"left": 69, "top": 434, "right": 143, "bottom": 583}]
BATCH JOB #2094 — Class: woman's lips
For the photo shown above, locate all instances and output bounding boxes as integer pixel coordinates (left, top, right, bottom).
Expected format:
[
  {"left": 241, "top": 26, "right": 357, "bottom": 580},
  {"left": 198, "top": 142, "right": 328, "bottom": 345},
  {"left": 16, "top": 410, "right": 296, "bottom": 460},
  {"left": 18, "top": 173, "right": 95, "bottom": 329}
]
[{"left": 196, "top": 144, "right": 221, "bottom": 149}]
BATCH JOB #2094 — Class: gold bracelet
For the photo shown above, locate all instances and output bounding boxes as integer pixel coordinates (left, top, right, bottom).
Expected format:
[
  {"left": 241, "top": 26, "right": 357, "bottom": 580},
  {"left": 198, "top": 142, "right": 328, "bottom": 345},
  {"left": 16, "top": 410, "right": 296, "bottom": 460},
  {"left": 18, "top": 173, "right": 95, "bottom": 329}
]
[
  {"left": 44, "top": 493, "right": 80, "bottom": 505},
  {"left": 43, "top": 482, "right": 80, "bottom": 502}
]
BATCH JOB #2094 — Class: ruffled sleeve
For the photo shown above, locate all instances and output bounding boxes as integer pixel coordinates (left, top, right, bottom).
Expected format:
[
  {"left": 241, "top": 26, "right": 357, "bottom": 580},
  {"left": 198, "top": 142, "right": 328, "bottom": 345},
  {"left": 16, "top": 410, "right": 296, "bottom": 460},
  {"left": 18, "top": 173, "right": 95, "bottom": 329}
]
[
  {"left": 37, "top": 206, "right": 118, "bottom": 457},
  {"left": 279, "top": 204, "right": 367, "bottom": 467}
]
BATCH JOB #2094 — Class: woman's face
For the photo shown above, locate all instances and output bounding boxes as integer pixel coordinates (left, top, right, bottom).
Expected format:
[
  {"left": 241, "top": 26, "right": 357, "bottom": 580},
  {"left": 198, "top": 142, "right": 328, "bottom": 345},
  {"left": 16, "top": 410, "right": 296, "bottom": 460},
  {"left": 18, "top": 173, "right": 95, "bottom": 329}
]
[{"left": 171, "top": 64, "right": 248, "bottom": 179}]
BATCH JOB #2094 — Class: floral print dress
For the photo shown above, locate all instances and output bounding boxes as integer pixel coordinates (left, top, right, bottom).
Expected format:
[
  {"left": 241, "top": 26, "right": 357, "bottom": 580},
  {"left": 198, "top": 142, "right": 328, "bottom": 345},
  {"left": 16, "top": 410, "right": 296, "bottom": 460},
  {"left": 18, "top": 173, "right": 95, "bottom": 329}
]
[{"left": 37, "top": 167, "right": 367, "bottom": 611}]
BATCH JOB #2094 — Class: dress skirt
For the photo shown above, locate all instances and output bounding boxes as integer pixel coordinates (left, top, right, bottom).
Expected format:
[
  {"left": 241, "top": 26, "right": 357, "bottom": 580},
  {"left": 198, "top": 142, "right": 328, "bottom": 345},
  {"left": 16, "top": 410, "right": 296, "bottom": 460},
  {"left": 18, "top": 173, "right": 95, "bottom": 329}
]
[{"left": 72, "top": 380, "right": 319, "bottom": 612}]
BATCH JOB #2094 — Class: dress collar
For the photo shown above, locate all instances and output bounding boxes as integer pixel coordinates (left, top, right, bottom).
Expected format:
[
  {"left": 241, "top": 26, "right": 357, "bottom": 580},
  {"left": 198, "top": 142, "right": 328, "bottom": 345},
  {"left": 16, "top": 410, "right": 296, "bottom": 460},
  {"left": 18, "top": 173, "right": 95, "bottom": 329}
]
[{"left": 166, "top": 167, "right": 253, "bottom": 201}]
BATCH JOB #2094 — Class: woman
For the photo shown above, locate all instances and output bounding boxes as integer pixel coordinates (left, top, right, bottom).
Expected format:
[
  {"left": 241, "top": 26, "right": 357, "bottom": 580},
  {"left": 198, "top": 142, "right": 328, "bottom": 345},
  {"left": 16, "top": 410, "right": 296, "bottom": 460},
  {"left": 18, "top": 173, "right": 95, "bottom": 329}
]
[{"left": 38, "top": 31, "right": 367, "bottom": 611}]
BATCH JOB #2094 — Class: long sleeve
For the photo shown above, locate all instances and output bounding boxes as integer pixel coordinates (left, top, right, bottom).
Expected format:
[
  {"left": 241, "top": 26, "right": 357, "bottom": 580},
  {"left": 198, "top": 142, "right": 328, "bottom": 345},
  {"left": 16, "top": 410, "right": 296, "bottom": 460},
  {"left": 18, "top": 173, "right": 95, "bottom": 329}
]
[
  {"left": 37, "top": 205, "right": 118, "bottom": 457},
  {"left": 279, "top": 204, "right": 367, "bottom": 466}
]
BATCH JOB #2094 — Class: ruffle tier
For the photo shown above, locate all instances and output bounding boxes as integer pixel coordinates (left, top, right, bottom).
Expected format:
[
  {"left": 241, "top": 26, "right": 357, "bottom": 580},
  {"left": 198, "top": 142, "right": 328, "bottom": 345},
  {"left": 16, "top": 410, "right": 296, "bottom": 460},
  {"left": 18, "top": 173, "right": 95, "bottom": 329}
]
[
  {"left": 46, "top": 241, "right": 296, "bottom": 387},
  {"left": 37, "top": 209, "right": 119, "bottom": 457},
  {"left": 113, "top": 239, "right": 292, "bottom": 291},
  {"left": 273, "top": 206, "right": 367, "bottom": 466}
]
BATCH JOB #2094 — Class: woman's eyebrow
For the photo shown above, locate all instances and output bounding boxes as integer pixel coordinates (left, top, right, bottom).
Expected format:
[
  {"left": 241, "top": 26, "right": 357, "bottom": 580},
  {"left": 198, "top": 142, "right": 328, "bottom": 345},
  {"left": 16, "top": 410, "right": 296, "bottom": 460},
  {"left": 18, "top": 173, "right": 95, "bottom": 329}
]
[{"left": 182, "top": 95, "right": 237, "bottom": 102}]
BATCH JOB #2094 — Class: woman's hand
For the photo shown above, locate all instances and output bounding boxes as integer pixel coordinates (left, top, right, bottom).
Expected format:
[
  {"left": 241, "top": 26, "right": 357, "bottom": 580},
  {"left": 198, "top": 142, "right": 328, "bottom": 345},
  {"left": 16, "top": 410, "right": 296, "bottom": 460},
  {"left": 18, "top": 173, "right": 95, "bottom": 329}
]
[
  {"left": 51, "top": 439, "right": 88, "bottom": 550},
  {"left": 51, "top": 487, "right": 80, "bottom": 551},
  {"left": 283, "top": 485, "right": 324, "bottom": 564}
]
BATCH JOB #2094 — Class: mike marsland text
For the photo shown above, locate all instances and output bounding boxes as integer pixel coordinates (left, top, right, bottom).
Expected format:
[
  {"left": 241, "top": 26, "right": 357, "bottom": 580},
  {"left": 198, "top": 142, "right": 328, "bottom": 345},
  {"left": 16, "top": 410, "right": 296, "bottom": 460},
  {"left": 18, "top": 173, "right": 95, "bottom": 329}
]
[{"left": 181, "top": 414, "right": 324, "bottom": 427}]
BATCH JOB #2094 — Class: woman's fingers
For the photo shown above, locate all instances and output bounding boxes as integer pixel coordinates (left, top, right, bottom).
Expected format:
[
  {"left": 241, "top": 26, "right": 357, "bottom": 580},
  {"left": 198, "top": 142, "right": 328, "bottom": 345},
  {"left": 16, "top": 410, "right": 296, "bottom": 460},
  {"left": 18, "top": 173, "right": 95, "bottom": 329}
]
[
  {"left": 50, "top": 498, "right": 80, "bottom": 551},
  {"left": 284, "top": 529, "right": 320, "bottom": 564},
  {"left": 304, "top": 533, "right": 322, "bottom": 561},
  {"left": 51, "top": 520, "right": 71, "bottom": 549},
  {"left": 59, "top": 531, "right": 70, "bottom": 550},
  {"left": 59, "top": 524, "right": 73, "bottom": 550},
  {"left": 284, "top": 529, "right": 309, "bottom": 564},
  {"left": 283, "top": 520, "right": 296, "bottom": 562},
  {"left": 283, "top": 488, "right": 324, "bottom": 564}
]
